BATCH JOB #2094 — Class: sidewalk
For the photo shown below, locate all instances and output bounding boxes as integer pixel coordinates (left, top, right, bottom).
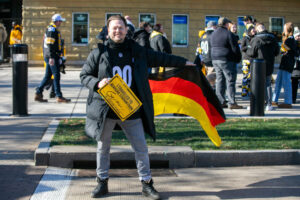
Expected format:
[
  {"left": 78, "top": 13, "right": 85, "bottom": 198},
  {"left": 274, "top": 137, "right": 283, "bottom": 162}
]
[{"left": 0, "top": 66, "right": 300, "bottom": 200}]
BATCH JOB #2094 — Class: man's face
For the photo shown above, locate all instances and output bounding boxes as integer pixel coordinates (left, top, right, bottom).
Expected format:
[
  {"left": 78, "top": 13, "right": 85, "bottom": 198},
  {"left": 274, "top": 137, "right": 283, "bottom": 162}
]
[
  {"left": 108, "top": 19, "right": 127, "bottom": 43},
  {"left": 54, "top": 21, "right": 62, "bottom": 27}
]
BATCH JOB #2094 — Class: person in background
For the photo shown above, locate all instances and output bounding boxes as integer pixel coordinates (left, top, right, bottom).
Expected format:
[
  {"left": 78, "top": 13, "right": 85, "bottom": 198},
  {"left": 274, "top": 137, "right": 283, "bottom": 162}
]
[
  {"left": 240, "top": 25, "right": 256, "bottom": 97},
  {"left": 133, "top": 21, "right": 152, "bottom": 49},
  {"left": 198, "top": 21, "right": 217, "bottom": 89},
  {"left": 35, "top": 14, "right": 71, "bottom": 103},
  {"left": 229, "top": 22, "right": 240, "bottom": 44},
  {"left": 9, "top": 21, "right": 22, "bottom": 45},
  {"left": 246, "top": 23, "right": 279, "bottom": 111},
  {"left": 211, "top": 17, "right": 242, "bottom": 109},
  {"left": 0, "top": 21, "right": 8, "bottom": 63},
  {"left": 150, "top": 23, "right": 172, "bottom": 54},
  {"left": 80, "top": 15, "right": 195, "bottom": 199},
  {"left": 125, "top": 15, "right": 135, "bottom": 39},
  {"left": 96, "top": 25, "right": 108, "bottom": 43},
  {"left": 272, "top": 22, "right": 297, "bottom": 108},
  {"left": 291, "top": 26, "right": 300, "bottom": 104}
]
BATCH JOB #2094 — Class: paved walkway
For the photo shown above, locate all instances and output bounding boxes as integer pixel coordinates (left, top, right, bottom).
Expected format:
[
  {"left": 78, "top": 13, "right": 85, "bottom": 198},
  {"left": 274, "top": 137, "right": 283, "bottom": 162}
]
[{"left": 0, "top": 65, "right": 299, "bottom": 200}]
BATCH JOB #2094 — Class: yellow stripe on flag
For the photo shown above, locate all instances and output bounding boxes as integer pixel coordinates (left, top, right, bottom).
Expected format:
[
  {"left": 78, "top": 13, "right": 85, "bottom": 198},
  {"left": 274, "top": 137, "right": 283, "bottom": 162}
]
[{"left": 153, "top": 93, "right": 222, "bottom": 147}]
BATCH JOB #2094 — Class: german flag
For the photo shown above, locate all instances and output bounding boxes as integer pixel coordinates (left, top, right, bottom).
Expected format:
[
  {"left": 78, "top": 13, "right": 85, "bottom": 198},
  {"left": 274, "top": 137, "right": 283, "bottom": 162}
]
[{"left": 149, "top": 66, "right": 226, "bottom": 147}]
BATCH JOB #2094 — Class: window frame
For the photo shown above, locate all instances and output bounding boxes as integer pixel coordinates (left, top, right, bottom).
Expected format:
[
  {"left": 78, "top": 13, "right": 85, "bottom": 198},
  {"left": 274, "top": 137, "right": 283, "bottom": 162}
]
[
  {"left": 204, "top": 15, "right": 220, "bottom": 27},
  {"left": 139, "top": 13, "right": 156, "bottom": 26},
  {"left": 172, "top": 14, "right": 189, "bottom": 48},
  {"left": 105, "top": 13, "right": 122, "bottom": 25},
  {"left": 71, "top": 12, "right": 89, "bottom": 46},
  {"left": 269, "top": 17, "right": 284, "bottom": 33}
]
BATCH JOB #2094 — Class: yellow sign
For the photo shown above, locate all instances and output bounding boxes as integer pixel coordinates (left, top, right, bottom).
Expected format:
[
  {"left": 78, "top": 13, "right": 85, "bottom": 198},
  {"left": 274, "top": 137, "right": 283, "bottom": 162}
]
[{"left": 97, "top": 74, "right": 142, "bottom": 121}]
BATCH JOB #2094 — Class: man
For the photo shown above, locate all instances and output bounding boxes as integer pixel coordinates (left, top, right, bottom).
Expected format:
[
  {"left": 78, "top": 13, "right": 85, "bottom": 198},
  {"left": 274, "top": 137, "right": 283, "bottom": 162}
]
[
  {"left": 150, "top": 24, "right": 172, "bottom": 54},
  {"left": 198, "top": 21, "right": 217, "bottom": 88},
  {"left": 35, "top": 14, "right": 70, "bottom": 103},
  {"left": 80, "top": 15, "right": 194, "bottom": 199},
  {"left": 133, "top": 21, "right": 152, "bottom": 49},
  {"left": 246, "top": 23, "right": 279, "bottom": 111},
  {"left": 210, "top": 17, "right": 242, "bottom": 109}
]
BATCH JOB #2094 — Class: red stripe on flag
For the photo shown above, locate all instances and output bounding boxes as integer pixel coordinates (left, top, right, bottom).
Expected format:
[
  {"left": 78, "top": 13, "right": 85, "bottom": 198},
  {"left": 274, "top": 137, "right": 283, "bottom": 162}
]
[{"left": 149, "top": 77, "right": 225, "bottom": 126}]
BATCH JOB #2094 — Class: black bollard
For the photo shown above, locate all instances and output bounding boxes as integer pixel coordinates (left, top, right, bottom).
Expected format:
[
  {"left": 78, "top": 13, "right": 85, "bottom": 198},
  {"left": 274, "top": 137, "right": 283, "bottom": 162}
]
[
  {"left": 12, "top": 44, "right": 28, "bottom": 116},
  {"left": 250, "top": 59, "right": 266, "bottom": 116}
]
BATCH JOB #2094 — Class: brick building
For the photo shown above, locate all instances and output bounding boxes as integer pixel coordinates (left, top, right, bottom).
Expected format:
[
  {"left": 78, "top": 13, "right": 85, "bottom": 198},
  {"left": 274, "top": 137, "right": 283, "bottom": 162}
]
[{"left": 22, "top": 0, "right": 300, "bottom": 65}]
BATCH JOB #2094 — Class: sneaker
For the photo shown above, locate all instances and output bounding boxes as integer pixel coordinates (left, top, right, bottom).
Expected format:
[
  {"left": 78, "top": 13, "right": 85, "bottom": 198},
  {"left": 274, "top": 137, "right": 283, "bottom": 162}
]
[
  {"left": 91, "top": 177, "right": 108, "bottom": 198},
  {"left": 271, "top": 102, "right": 278, "bottom": 106},
  {"left": 34, "top": 93, "right": 48, "bottom": 102},
  {"left": 56, "top": 97, "right": 71, "bottom": 103},
  {"left": 229, "top": 103, "right": 243, "bottom": 109},
  {"left": 278, "top": 103, "right": 292, "bottom": 108},
  {"left": 142, "top": 179, "right": 161, "bottom": 200},
  {"left": 265, "top": 105, "right": 276, "bottom": 111}
]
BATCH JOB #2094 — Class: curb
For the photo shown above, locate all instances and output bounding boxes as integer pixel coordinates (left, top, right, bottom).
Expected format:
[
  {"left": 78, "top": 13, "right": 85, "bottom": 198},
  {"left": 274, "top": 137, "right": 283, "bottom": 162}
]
[{"left": 35, "top": 119, "right": 300, "bottom": 168}]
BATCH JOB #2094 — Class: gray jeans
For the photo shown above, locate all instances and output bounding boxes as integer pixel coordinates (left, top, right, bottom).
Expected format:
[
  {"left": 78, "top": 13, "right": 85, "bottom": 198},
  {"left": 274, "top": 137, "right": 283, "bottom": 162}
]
[
  {"left": 96, "top": 118, "right": 151, "bottom": 181},
  {"left": 213, "top": 60, "right": 237, "bottom": 105}
]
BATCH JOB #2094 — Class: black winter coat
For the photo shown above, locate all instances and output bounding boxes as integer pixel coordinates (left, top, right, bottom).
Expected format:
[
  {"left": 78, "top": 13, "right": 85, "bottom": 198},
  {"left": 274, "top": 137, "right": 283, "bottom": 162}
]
[
  {"left": 240, "top": 35, "right": 253, "bottom": 60},
  {"left": 292, "top": 41, "right": 300, "bottom": 78},
  {"left": 199, "top": 30, "right": 214, "bottom": 66},
  {"left": 80, "top": 39, "right": 187, "bottom": 141},
  {"left": 150, "top": 31, "right": 172, "bottom": 54},
  {"left": 133, "top": 28, "right": 151, "bottom": 49},
  {"left": 210, "top": 27, "right": 241, "bottom": 63},
  {"left": 246, "top": 31, "right": 280, "bottom": 76},
  {"left": 279, "top": 36, "right": 297, "bottom": 73}
]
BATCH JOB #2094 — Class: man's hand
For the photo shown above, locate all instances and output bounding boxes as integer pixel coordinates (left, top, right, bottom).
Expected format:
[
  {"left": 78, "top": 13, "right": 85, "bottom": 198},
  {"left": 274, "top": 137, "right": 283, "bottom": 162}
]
[
  {"left": 98, "top": 78, "right": 110, "bottom": 88},
  {"left": 49, "top": 58, "right": 55, "bottom": 66},
  {"left": 185, "top": 61, "right": 196, "bottom": 66}
]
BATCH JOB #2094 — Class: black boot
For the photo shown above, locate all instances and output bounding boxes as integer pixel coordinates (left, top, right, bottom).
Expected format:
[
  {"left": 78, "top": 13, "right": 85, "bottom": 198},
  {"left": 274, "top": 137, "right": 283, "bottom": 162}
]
[
  {"left": 91, "top": 177, "right": 108, "bottom": 198},
  {"left": 142, "top": 179, "right": 161, "bottom": 200}
]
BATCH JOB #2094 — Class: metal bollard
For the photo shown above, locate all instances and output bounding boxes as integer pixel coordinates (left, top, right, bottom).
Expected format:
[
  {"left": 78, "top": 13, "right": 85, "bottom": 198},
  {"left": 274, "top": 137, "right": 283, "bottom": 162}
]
[
  {"left": 250, "top": 59, "right": 266, "bottom": 116},
  {"left": 12, "top": 44, "right": 28, "bottom": 116}
]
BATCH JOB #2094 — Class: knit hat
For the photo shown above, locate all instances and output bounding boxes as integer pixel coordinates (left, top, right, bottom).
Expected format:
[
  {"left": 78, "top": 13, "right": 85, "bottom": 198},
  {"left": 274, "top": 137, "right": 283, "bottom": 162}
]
[
  {"left": 52, "top": 14, "right": 65, "bottom": 22},
  {"left": 294, "top": 27, "right": 300, "bottom": 37},
  {"left": 207, "top": 21, "right": 217, "bottom": 28}
]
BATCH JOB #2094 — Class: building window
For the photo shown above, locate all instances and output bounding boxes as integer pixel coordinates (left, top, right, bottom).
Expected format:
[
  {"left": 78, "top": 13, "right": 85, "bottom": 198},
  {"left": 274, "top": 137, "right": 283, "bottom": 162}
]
[
  {"left": 269, "top": 17, "right": 284, "bottom": 41},
  {"left": 172, "top": 14, "right": 188, "bottom": 47},
  {"left": 237, "top": 16, "right": 246, "bottom": 40},
  {"left": 205, "top": 15, "right": 220, "bottom": 27},
  {"left": 139, "top": 13, "right": 156, "bottom": 26},
  {"left": 105, "top": 13, "right": 122, "bottom": 24},
  {"left": 72, "top": 13, "right": 89, "bottom": 45}
]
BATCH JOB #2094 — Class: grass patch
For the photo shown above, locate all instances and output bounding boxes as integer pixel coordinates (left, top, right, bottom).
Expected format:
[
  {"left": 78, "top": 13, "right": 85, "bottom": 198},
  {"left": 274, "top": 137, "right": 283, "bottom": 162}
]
[{"left": 51, "top": 118, "right": 300, "bottom": 150}]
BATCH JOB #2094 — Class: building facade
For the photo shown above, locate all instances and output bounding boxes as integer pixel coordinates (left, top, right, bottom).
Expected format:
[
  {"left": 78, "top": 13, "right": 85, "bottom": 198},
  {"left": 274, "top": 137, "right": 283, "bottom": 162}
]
[{"left": 23, "top": 0, "right": 300, "bottom": 65}]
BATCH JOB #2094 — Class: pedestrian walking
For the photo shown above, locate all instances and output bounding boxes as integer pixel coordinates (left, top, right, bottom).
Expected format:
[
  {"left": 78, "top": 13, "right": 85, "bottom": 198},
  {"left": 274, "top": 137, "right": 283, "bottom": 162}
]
[
  {"left": 292, "top": 26, "right": 300, "bottom": 103},
  {"left": 272, "top": 22, "right": 297, "bottom": 108},
  {"left": 80, "top": 15, "right": 194, "bottom": 199},
  {"left": 246, "top": 23, "right": 279, "bottom": 111},
  {"left": 210, "top": 17, "right": 242, "bottom": 109},
  {"left": 35, "top": 14, "right": 71, "bottom": 103},
  {"left": 0, "top": 21, "right": 8, "bottom": 63}
]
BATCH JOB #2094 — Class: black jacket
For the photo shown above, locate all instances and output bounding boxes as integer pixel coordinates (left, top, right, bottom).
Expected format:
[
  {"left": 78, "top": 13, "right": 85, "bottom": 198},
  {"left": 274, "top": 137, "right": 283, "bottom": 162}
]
[
  {"left": 292, "top": 41, "right": 300, "bottom": 77},
  {"left": 240, "top": 35, "right": 253, "bottom": 60},
  {"left": 246, "top": 31, "right": 280, "bottom": 76},
  {"left": 150, "top": 31, "right": 172, "bottom": 54},
  {"left": 80, "top": 39, "right": 187, "bottom": 141},
  {"left": 199, "top": 30, "right": 214, "bottom": 66},
  {"left": 279, "top": 36, "right": 297, "bottom": 73},
  {"left": 133, "top": 28, "right": 151, "bottom": 49},
  {"left": 43, "top": 23, "right": 62, "bottom": 59},
  {"left": 210, "top": 27, "right": 241, "bottom": 63}
]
